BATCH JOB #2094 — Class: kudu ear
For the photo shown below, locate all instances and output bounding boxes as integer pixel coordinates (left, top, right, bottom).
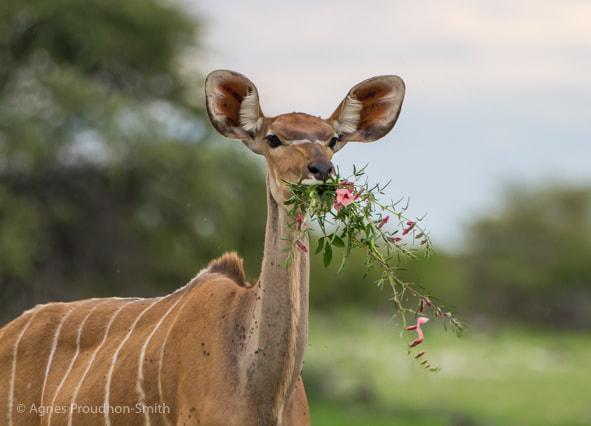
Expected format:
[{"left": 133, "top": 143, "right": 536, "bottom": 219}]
[
  {"left": 205, "top": 70, "right": 264, "bottom": 152},
  {"left": 329, "top": 75, "right": 405, "bottom": 148}
]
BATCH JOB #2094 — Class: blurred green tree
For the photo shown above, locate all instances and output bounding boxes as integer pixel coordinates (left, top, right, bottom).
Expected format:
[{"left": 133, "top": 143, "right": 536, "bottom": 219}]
[
  {"left": 0, "top": 0, "right": 267, "bottom": 325},
  {"left": 398, "top": 184, "right": 591, "bottom": 328},
  {"left": 463, "top": 184, "right": 591, "bottom": 327}
]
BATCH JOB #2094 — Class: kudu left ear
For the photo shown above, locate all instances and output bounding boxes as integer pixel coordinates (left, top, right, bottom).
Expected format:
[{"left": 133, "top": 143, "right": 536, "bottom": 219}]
[
  {"left": 329, "top": 75, "right": 405, "bottom": 150},
  {"left": 205, "top": 70, "right": 264, "bottom": 153}
]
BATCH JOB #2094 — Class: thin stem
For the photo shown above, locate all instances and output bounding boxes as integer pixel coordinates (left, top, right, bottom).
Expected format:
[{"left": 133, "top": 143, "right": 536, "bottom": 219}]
[{"left": 283, "top": 169, "right": 465, "bottom": 371}]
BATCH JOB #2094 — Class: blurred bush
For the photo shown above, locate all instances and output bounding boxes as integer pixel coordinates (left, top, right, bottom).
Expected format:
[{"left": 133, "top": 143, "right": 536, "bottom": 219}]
[
  {"left": 0, "top": 0, "right": 266, "bottom": 325},
  {"left": 461, "top": 184, "right": 591, "bottom": 327}
]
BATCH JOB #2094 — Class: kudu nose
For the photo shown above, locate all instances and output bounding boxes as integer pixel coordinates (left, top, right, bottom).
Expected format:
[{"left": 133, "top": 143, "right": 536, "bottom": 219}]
[{"left": 308, "top": 162, "right": 334, "bottom": 183}]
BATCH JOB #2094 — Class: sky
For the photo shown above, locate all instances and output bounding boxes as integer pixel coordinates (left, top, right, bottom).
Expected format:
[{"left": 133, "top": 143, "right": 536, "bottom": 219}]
[{"left": 190, "top": 0, "right": 591, "bottom": 247}]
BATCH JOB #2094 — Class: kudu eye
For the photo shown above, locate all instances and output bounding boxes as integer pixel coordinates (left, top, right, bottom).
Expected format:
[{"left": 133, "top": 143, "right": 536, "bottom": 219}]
[
  {"left": 265, "top": 134, "right": 282, "bottom": 148},
  {"left": 328, "top": 136, "right": 340, "bottom": 150}
]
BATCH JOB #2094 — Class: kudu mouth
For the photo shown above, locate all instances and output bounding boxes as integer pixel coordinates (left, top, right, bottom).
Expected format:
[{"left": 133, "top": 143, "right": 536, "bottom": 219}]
[
  {"left": 307, "top": 162, "right": 334, "bottom": 183},
  {"left": 300, "top": 161, "right": 334, "bottom": 186}
]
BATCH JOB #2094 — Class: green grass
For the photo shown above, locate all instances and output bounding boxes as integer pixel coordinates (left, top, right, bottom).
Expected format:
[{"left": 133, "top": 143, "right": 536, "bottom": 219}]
[{"left": 304, "top": 309, "right": 591, "bottom": 425}]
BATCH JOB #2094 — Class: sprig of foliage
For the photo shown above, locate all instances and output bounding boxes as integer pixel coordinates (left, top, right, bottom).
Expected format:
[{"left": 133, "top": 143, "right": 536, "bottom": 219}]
[{"left": 284, "top": 166, "right": 465, "bottom": 371}]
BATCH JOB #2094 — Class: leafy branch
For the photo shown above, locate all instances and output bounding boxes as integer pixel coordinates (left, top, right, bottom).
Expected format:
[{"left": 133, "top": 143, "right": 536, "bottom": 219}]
[{"left": 284, "top": 166, "right": 465, "bottom": 371}]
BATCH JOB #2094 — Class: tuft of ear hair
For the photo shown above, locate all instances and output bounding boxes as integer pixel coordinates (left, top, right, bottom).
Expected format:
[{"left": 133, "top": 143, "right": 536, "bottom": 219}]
[
  {"left": 334, "top": 95, "right": 363, "bottom": 135},
  {"left": 239, "top": 90, "right": 261, "bottom": 134}
]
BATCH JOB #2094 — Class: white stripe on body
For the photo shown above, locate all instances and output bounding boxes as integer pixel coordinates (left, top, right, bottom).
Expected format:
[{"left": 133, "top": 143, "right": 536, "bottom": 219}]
[
  {"left": 47, "top": 303, "right": 101, "bottom": 424},
  {"left": 40, "top": 307, "right": 76, "bottom": 407},
  {"left": 104, "top": 298, "right": 161, "bottom": 426},
  {"left": 7, "top": 309, "right": 40, "bottom": 426},
  {"left": 157, "top": 294, "right": 193, "bottom": 426},
  {"left": 68, "top": 299, "right": 137, "bottom": 426},
  {"left": 136, "top": 296, "right": 183, "bottom": 426}
]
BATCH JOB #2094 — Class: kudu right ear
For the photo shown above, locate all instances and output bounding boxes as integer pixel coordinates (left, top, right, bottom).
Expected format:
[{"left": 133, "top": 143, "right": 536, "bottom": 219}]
[
  {"left": 329, "top": 75, "right": 405, "bottom": 147},
  {"left": 205, "top": 70, "right": 264, "bottom": 152}
]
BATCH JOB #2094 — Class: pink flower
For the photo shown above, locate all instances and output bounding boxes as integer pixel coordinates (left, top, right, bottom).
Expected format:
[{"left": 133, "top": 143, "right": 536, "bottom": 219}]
[
  {"left": 339, "top": 181, "right": 354, "bottom": 187},
  {"left": 407, "top": 317, "right": 429, "bottom": 347},
  {"left": 402, "top": 221, "right": 416, "bottom": 236},
  {"left": 378, "top": 215, "right": 389, "bottom": 229},
  {"left": 334, "top": 188, "right": 356, "bottom": 211},
  {"left": 296, "top": 240, "right": 308, "bottom": 253},
  {"left": 296, "top": 214, "right": 303, "bottom": 230}
]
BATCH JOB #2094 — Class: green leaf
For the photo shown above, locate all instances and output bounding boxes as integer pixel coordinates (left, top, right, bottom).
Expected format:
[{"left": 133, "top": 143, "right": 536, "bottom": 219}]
[
  {"left": 315, "top": 237, "right": 325, "bottom": 255},
  {"left": 332, "top": 235, "right": 345, "bottom": 248},
  {"left": 323, "top": 244, "right": 333, "bottom": 268},
  {"left": 345, "top": 233, "right": 353, "bottom": 258},
  {"left": 337, "top": 255, "right": 347, "bottom": 273}
]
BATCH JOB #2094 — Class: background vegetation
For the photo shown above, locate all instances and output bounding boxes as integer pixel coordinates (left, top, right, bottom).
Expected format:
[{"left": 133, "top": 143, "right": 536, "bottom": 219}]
[{"left": 1, "top": 1, "right": 589, "bottom": 424}]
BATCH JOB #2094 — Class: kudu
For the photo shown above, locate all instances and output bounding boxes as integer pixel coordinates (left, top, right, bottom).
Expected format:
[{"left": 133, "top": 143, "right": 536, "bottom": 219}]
[{"left": 0, "top": 70, "right": 405, "bottom": 425}]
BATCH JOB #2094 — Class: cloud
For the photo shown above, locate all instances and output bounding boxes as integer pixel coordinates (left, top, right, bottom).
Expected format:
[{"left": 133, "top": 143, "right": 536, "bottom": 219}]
[
  {"left": 193, "top": 0, "right": 591, "bottom": 244},
  {"left": 198, "top": 0, "right": 591, "bottom": 114}
]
